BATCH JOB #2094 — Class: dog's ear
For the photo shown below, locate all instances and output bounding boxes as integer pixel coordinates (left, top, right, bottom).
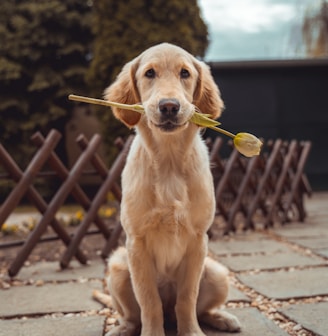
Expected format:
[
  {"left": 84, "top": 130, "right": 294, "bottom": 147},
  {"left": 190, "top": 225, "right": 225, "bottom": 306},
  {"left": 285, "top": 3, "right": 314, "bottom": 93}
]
[
  {"left": 193, "top": 60, "right": 224, "bottom": 120},
  {"left": 104, "top": 57, "right": 141, "bottom": 128}
]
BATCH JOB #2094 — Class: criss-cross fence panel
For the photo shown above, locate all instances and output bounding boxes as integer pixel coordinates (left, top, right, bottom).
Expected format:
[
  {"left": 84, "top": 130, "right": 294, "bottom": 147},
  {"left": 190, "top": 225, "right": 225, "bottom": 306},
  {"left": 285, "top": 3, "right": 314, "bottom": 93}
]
[
  {"left": 0, "top": 129, "right": 131, "bottom": 276},
  {"left": 0, "top": 129, "right": 312, "bottom": 275},
  {"left": 209, "top": 138, "right": 312, "bottom": 234}
]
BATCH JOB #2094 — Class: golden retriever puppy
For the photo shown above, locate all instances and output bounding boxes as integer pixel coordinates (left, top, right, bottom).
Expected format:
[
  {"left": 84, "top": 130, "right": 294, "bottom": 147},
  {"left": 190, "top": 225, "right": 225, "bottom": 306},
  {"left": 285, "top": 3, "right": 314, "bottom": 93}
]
[{"left": 104, "top": 43, "right": 241, "bottom": 336}]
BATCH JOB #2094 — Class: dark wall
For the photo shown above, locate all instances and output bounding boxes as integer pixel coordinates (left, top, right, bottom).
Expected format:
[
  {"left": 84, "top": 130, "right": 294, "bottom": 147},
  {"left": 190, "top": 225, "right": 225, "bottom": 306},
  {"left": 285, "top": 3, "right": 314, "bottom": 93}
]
[{"left": 208, "top": 59, "right": 328, "bottom": 190}]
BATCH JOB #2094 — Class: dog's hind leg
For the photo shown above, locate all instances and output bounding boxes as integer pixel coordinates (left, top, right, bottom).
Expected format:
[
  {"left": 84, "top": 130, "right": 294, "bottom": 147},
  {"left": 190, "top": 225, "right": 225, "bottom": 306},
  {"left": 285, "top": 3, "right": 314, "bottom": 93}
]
[
  {"left": 106, "top": 247, "right": 141, "bottom": 336},
  {"left": 197, "top": 257, "right": 241, "bottom": 333}
]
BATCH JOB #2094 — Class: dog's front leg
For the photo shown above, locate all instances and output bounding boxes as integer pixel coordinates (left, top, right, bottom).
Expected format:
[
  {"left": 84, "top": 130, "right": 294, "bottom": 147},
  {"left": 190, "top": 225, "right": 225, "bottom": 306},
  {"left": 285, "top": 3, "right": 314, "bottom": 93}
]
[
  {"left": 127, "top": 238, "right": 165, "bottom": 336},
  {"left": 176, "top": 235, "right": 207, "bottom": 336}
]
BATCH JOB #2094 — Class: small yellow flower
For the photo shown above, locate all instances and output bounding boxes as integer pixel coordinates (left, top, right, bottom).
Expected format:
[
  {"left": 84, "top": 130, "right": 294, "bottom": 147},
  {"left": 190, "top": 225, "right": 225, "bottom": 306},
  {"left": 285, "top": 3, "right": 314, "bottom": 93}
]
[
  {"left": 75, "top": 210, "right": 84, "bottom": 221},
  {"left": 2, "top": 223, "right": 18, "bottom": 234},
  {"left": 28, "top": 221, "right": 36, "bottom": 231},
  {"left": 104, "top": 207, "right": 116, "bottom": 217},
  {"left": 98, "top": 207, "right": 116, "bottom": 218},
  {"left": 106, "top": 192, "right": 116, "bottom": 202},
  {"left": 1, "top": 223, "right": 9, "bottom": 234},
  {"left": 233, "top": 132, "right": 263, "bottom": 157}
]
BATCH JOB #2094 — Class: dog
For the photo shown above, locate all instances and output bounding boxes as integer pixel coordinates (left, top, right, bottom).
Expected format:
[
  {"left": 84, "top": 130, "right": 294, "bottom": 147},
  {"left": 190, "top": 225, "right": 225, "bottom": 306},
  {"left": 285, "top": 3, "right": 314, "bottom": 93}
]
[{"left": 101, "top": 43, "right": 241, "bottom": 336}]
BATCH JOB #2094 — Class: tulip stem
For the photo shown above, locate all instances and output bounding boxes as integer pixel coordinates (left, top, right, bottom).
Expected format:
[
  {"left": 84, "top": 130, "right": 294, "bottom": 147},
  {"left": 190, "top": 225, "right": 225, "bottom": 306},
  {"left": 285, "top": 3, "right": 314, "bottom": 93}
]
[
  {"left": 207, "top": 125, "right": 236, "bottom": 139},
  {"left": 69, "top": 94, "right": 236, "bottom": 137},
  {"left": 68, "top": 94, "right": 144, "bottom": 113}
]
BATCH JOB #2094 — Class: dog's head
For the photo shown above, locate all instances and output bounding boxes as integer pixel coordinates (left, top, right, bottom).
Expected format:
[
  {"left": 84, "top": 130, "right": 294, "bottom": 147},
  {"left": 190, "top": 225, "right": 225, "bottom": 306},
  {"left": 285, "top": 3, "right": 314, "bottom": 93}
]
[{"left": 104, "top": 43, "right": 224, "bottom": 133}]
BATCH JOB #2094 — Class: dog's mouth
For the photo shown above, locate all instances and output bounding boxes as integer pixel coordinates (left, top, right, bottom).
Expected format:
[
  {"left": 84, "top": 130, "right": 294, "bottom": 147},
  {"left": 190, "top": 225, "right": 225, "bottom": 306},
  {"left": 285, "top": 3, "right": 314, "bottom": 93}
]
[{"left": 153, "top": 120, "right": 188, "bottom": 132}]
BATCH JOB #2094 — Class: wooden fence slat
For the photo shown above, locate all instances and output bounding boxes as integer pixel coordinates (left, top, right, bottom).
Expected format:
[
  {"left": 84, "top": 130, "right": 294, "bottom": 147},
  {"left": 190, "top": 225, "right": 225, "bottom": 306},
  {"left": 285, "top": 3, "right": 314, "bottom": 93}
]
[
  {"left": 284, "top": 141, "right": 312, "bottom": 222},
  {"left": 245, "top": 139, "right": 283, "bottom": 228},
  {"left": 215, "top": 149, "right": 240, "bottom": 222},
  {"left": 76, "top": 135, "right": 124, "bottom": 258},
  {"left": 76, "top": 135, "right": 122, "bottom": 202},
  {"left": 227, "top": 155, "right": 261, "bottom": 231},
  {"left": 264, "top": 140, "right": 298, "bottom": 228}
]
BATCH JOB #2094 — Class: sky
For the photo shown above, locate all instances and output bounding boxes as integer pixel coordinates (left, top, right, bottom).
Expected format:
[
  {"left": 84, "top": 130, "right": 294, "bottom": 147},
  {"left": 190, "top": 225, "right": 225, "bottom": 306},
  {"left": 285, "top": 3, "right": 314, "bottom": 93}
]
[{"left": 198, "top": 0, "right": 323, "bottom": 61}]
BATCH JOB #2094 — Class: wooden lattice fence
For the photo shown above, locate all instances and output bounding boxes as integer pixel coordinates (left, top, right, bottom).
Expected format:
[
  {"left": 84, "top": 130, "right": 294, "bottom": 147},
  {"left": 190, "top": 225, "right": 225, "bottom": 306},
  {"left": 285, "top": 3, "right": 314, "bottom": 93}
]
[
  {"left": 0, "top": 129, "right": 311, "bottom": 276},
  {"left": 209, "top": 137, "right": 312, "bottom": 234}
]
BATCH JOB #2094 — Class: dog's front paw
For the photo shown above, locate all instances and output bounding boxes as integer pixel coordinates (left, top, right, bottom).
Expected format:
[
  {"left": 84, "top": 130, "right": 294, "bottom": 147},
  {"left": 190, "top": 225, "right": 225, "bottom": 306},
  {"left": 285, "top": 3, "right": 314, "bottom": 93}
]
[
  {"left": 200, "top": 310, "right": 241, "bottom": 332},
  {"left": 177, "top": 327, "right": 206, "bottom": 336},
  {"left": 105, "top": 323, "right": 139, "bottom": 336}
]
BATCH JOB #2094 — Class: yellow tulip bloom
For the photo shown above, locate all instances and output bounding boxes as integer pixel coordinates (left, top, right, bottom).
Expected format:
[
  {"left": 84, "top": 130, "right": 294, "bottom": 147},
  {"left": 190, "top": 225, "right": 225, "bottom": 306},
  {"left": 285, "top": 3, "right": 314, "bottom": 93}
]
[{"left": 233, "top": 133, "right": 263, "bottom": 157}]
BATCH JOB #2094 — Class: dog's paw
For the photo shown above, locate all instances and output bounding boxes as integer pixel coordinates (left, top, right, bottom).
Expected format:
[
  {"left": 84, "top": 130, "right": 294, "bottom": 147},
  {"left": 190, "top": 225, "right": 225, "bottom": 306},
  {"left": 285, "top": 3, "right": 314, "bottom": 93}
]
[
  {"left": 200, "top": 310, "right": 241, "bottom": 332},
  {"left": 105, "top": 323, "right": 139, "bottom": 336},
  {"left": 177, "top": 326, "right": 206, "bottom": 336}
]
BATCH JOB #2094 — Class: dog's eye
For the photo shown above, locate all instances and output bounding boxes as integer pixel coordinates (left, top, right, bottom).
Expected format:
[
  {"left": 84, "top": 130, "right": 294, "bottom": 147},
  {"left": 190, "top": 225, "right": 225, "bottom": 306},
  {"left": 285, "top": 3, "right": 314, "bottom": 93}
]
[
  {"left": 180, "top": 68, "right": 190, "bottom": 79},
  {"left": 145, "top": 69, "right": 156, "bottom": 78}
]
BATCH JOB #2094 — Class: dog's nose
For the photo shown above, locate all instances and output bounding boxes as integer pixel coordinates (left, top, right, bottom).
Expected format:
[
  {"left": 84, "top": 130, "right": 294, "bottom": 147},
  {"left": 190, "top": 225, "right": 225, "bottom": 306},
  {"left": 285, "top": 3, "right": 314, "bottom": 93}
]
[{"left": 159, "top": 99, "right": 180, "bottom": 117}]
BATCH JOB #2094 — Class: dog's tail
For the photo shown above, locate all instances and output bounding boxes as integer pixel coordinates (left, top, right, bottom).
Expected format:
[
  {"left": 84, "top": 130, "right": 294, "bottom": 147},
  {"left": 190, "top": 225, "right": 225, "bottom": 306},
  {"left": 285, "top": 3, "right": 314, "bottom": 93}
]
[{"left": 92, "top": 289, "right": 112, "bottom": 307}]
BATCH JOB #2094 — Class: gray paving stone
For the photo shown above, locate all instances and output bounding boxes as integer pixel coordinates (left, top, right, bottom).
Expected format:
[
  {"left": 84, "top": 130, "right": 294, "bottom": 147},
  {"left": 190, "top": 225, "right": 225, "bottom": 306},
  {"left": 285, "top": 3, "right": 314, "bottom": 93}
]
[
  {"left": 210, "top": 237, "right": 289, "bottom": 255},
  {"left": 0, "top": 315, "right": 105, "bottom": 336},
  {"left": 238, "top": 267, "right": 328, "bottom": 299},
  {"left": 273, "top": 224, "right": 328, "bottom": 238},
  {"left": 14, "top": 260, "right": 105, "bottom": 282},
  {"left": 219, "top": 251, "right": 325, "bottom": 271},
  {"left": 166, "top": 308, "right": 288, "bottom": 335},
  {"left": 0, "top": 281, "right": 103, "bottom": 317},
  {"left": 279, "top": 302, "right": 328, "bottom": 336},
  {"left": 288, "top": 237, "right": 328, "bottom": 250},
  {"left": 227, "top": 285, "right": 250, "bottom": 302},
  {"left": 317, "top": 248, "right": 328, "bottom": 258}
]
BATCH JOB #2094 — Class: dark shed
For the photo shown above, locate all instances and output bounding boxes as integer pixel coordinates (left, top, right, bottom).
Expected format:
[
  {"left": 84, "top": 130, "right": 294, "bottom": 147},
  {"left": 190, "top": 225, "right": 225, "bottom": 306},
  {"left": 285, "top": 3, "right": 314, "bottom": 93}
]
[{"left": 209, "top": 58, "right": 328, "bottom": 190}]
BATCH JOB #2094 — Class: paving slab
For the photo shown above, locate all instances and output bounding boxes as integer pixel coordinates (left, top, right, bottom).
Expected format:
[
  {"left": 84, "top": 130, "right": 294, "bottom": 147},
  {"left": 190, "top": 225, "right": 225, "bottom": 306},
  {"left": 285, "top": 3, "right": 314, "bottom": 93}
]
[
  {"left": 227, "top": 285, "right": 250, "bottom": 302},
  {"left": 279, "top": 302, "right": 328, "bottom": 336},
  {"left": 0, "top": 281, "right": 103, "bottom": 317},
  {"left": 165, "top": 308, "right": 288, "bottom": 336},
  {"left": 273, "top": 224, "right": 328, "bottom": 238},
  {"left": 219, "top": 251, "right": 325, "bottom": 272},
  {"left": 12, "top": 260, "right": 105, "bottom": 282},
  {"left": 316, "top": 248, "right": 328, "bottom": 258},
  {"left": 0, "top": 315, "right": 105, "bottom": 336},
  {"left": 238, "top": 267, "right": 328, "bottom": 299},
  {"left": 288, "top": 236, "right": 328, "bottom": 250},
  {"left": 210, "top": 237, "right": 289, "bottom": 255}
]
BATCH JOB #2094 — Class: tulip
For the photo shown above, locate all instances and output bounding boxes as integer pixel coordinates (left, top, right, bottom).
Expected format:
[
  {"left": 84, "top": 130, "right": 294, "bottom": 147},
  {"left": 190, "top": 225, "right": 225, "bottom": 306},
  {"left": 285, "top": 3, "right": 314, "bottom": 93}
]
[
  {"left": 233, "top": 132, "right": 263, "bottom": 157},
  {"left": 68, "top": 94, "right": 262, "bottom": 157}
]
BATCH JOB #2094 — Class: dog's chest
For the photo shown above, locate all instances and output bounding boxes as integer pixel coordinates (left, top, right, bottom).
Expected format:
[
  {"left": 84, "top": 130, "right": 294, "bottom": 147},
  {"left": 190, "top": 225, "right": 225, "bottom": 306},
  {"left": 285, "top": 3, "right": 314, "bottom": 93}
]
[{"left": 145, "top": 220, "right": 189, "bottom": 277}]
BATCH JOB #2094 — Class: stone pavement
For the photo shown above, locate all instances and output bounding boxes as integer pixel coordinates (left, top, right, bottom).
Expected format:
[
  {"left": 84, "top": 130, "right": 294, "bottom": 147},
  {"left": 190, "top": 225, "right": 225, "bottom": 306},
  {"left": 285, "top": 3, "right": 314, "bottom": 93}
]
[{"left": 0, "top": 192, "right": 327, "bottom": 336}]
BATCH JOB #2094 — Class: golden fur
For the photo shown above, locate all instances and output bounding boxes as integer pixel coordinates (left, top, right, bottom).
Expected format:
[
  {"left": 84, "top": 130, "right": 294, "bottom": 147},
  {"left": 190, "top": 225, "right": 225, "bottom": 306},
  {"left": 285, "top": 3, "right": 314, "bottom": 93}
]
[{"left": 102, "top": 43, "right": 241, "bottom": 336}]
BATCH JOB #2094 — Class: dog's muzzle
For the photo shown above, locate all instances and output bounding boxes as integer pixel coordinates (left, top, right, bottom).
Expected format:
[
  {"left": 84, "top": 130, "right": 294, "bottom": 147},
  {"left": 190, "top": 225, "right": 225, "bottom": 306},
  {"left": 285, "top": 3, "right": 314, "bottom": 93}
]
[{"left": 156, "top": 98, "right": 185, "bottom": 132}]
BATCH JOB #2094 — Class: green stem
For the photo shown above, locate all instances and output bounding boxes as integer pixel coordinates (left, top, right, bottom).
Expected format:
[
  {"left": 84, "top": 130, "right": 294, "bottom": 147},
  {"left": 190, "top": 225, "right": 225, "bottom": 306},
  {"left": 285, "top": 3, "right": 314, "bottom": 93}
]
[
  {"left": 69, "top": 94, "right": 237, "bottom": 138},
  {"left": 68, "top": 94, "right": 144, "bottom": 113},
  {"left": 207, "top": 125, "right": 236, "bottom": 139}
]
